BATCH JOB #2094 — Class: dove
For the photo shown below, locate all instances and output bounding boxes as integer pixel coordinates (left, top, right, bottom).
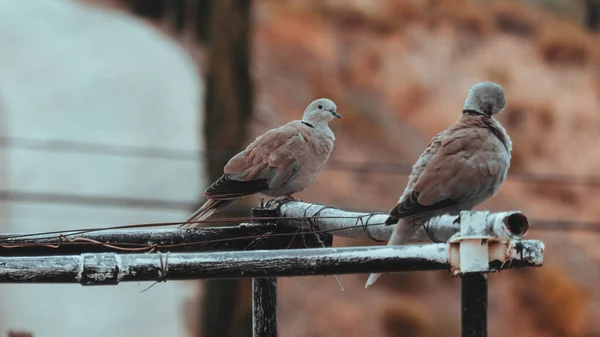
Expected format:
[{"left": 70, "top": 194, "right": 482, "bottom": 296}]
[
  {"left": 180, "top": 98, "right": 341, "bottom": 228},
  {"left": 365, "top": 81, "right": 512, "bottom": 288}
]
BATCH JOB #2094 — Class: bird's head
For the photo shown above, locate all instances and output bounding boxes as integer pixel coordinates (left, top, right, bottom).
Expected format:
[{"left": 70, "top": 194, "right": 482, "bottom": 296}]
[
  {"left": 302, "top": 98, "right": 341, "bottom": 126},
  {"left": 463, "top": 81, "right": 506, "bottom": 116}
]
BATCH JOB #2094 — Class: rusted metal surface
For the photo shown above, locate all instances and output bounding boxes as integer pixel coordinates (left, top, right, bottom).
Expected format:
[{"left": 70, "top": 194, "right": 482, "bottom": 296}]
[
  {"left": 448, "top": 240, "right": 544, "bottom": 275},
  {"left": 447, "top": 211, "right": 542, "bottom": 276}
]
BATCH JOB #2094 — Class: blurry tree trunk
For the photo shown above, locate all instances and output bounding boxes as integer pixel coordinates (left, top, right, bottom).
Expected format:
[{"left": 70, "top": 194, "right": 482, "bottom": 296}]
[
  {"left": 127, "top": 0, "right": 166, "bottom": 20},
  {"left": 172, "top": 0, "right": 186, "bottom": 33},
  {"left": 126, "top": 0, "right": 187, "bottom": 34},
  {"left": 195, "top": 0, "right": 212, "bottom": 45},
  {"left": 198, "top": 1, "right": 253, "bottom": 337},
  {"left": 584, "top": 0, "right": 600, "bottom": 31}
]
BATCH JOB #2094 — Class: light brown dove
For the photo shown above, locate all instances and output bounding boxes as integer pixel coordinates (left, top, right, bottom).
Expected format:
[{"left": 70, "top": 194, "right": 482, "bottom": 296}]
[
  {"left": 180, "top": 98, "right": 341, "bottom": 228},
  {"left": 366, "top": 81, "right": 512, "bottom": 287}
]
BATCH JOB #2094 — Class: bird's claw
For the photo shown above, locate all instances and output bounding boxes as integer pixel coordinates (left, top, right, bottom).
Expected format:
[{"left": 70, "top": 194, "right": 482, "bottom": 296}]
[
  {"left": 266, "top": 197, "right": 287, "bottom": 208},
  {"left": 273, "top": 195, "right": 298, "bottom": 203}
]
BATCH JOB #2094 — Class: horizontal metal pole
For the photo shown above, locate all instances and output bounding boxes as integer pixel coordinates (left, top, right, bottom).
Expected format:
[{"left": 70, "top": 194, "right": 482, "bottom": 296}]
[
  {"left": 275, "top": 201, "right": 529, "bottom": 242},
  {"left": 0, "top": 223, "right": 331, "bottom": 256},
  {"left": 0, "top": 202, "right": 529, "bottom": 256},
  {"left": 0, "top": 240, "right": 544, "bottom": 284}
]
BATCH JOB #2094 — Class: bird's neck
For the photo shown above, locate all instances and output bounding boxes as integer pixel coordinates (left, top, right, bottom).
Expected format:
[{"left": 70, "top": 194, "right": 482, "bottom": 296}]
[
  {"left": 301, "top": 119, "right": 330, "bottom": 129},
  {"left": 462, "top": 109, "right": 485, "bottom": 116},
  {"left": 299, "top": 120, "right": 335, "bottom": 143},
  {"left": 463, "top": 97, "right": 483, "bottom": 113}
]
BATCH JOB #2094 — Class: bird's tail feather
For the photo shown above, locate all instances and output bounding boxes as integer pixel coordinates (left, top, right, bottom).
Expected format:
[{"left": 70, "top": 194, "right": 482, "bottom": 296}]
[
  {"left": 179, "top": 199, "right": 235, "bottom": 228},
  {"left": 365, "top": 220, "right": 413, "bottom": 288}
]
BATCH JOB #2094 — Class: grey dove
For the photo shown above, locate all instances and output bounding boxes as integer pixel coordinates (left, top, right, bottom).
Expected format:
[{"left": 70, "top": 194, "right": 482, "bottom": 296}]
[
  {"left": 180, "top": 98, "right": 341, "bottom": 228},
  {"left": 365, "top": 81, "right": 512, "bottom": 288}
]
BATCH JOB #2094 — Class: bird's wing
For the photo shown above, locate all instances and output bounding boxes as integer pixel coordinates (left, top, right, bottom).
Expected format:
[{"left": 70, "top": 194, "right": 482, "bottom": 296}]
[
  {"left": 388, "top": 126, "right": 509, "bottom": 221},
  {"left": 205, "top": 121, "right": 308, "bottom": 199}
]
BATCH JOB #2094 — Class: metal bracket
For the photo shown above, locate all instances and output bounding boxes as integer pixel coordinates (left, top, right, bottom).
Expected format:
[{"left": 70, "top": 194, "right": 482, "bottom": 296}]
[{"left": 447, "top": 210, "right": 536, "bottom": 276}]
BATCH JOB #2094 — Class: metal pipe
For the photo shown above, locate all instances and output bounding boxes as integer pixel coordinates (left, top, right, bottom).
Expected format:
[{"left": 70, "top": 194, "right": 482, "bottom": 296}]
[
  {"left": 0, "top": 241, "right": 544, "bottom": 284},
  {"left": 251, "top": 207, "right": 279, "bottom": 337},
  {"left": 0, "top": 222, "right": 329, "bottom": 256},
  {"left": 252, "top": 278, "right": 277, "bottom": 337},
  {"left": 0, "top": 203, "right": 528, "bottom": 256},
  {"left": 461, "top": 273, "right": 488, "bottom": 337},
  {"left": 276, "top": 201, "right": 529, "bottom": 242}
]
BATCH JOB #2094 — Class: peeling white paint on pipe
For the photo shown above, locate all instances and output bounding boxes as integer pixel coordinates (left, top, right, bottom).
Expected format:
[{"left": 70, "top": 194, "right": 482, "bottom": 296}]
[
  {"left": 0, "top": 240, "right": 545, "bottom": 284},
  {"left": 275, "top": 201, "right": 528, "bottom": 242}
]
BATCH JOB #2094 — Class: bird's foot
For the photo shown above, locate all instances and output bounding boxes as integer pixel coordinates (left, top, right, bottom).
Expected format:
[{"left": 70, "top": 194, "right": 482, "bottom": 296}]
[
  {"left": 266, "top": 195, "right": 302, "bottom": 208},
  {"left": 285, "top": 194, "right": 302, "bottom": 202},
  {"left": 273, "top": 194, "right": 299, "bottom": 203},
  {"left": 267, "top": 195, "right": 292, "bottom": 208}
]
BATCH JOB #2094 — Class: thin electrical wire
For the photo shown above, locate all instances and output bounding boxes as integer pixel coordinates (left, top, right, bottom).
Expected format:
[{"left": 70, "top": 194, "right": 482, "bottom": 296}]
[
  {"left": 0, "top": 221, "right": 388, "bottom": 252},
  {"left": 0, "top": 213, "right": 391, "bottom": 254},
  {"left": 0, "top": 189, "right": 194, "bottom": 210},
  {"left": 0, "top": 214, "right": 380, "bottom": 241}
]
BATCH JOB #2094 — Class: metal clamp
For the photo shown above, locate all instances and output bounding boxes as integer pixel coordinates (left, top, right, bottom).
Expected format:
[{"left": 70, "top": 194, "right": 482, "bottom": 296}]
[{"left": 448, "top": 211, "right": 536, "bottom": 275}]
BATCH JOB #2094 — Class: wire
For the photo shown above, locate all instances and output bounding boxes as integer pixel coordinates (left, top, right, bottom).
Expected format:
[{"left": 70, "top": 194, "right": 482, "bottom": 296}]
[
  {"left": 0, "top": 213, "right": 388, "bottom": 240},
  {"left": 0, "top": 136, "right": 201, "bottom": 161},
  {"left": 531, "top": 219, "right": 600, "bottom": 232},
  {"left": 0, "top": 214, "right": 386, "bottom": 242},
  {"left": 0, "top": 190, "right": 195, "bottom": 210}
]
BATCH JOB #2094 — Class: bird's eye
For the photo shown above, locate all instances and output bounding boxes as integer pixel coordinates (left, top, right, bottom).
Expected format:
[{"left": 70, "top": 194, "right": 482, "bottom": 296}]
[{"left": 317, "top": 104, "right": 323, "bottom": 110}]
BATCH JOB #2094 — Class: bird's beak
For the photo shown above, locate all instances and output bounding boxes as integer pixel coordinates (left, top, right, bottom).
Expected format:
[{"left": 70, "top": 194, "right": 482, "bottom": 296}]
[{"left": 331, "top": 111, "right": 342, "bottom": 119}]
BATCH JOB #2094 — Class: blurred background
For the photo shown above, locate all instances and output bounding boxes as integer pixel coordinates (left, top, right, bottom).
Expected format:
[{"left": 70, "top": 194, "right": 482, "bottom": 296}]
[{"left": 1, "top": 0, "right": 599, "bottom": 336}]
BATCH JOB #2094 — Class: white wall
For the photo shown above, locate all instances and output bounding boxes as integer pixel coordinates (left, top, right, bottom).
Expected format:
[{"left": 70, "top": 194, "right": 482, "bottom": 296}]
[{"left": 0, "top": 1, "right": 204, "bottom": 336}]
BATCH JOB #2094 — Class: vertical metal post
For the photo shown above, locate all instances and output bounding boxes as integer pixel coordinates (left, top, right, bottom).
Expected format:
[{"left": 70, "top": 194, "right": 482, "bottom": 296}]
[
  {"left": 251, "top": 206, "right": 278, "bottom": 337},
  {"left": 461, "top": 273, "right": 488, "bottom": 337},
  {"left": 252, "top": 277, "right": 278, "bottom": 337}
]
